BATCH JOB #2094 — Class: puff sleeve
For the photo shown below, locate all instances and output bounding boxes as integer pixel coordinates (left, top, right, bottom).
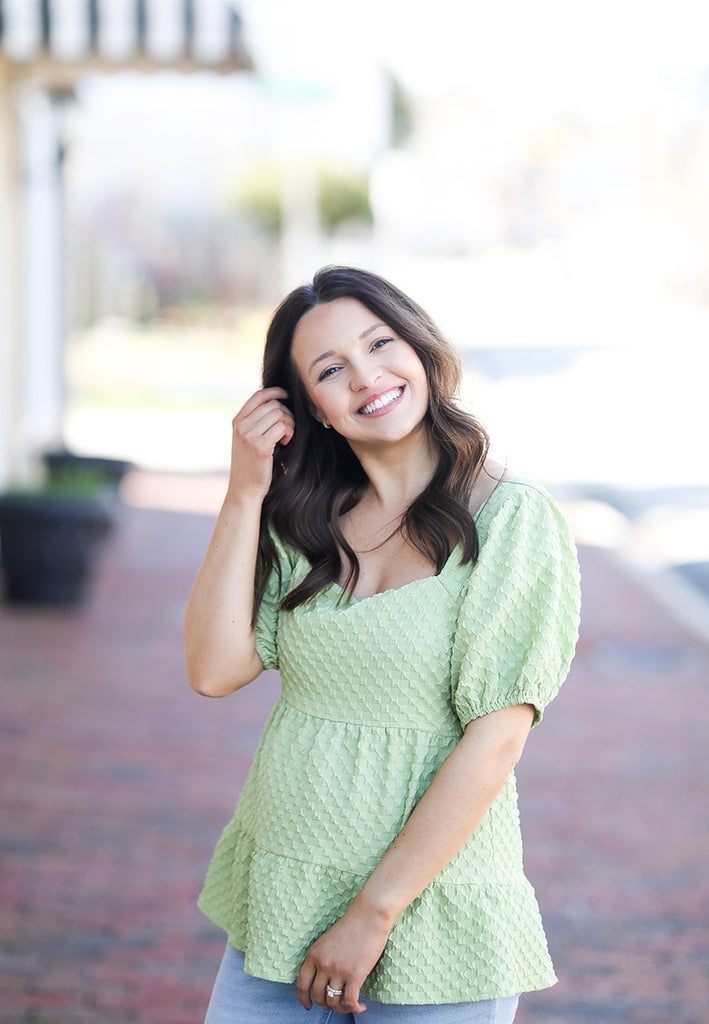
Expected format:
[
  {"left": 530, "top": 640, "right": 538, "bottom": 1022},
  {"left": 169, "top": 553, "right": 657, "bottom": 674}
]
[
  {"left": 254, "top": 532, "right": 298, "bottom": 671},
  {"left": 451, "top": 484, "right": 581, "bottom": 728}
]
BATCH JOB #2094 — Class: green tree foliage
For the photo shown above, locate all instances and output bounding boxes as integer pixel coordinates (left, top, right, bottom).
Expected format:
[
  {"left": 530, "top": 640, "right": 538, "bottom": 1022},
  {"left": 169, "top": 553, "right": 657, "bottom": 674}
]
[
  {"left": 234, "top": 162, "right": 283, "bottom": 234},
  {"left": 318, "top": 165, "right": 372, "bottom": 233},
  {"left": 233, "top": 162, "right": 372, "bottom": 235}
]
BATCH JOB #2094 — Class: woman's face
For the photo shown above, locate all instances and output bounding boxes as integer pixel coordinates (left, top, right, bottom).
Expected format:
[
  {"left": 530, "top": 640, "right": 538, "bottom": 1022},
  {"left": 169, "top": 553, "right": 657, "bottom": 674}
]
[{"left": 290, "top": 298, "right": 430, "bottom": 449}]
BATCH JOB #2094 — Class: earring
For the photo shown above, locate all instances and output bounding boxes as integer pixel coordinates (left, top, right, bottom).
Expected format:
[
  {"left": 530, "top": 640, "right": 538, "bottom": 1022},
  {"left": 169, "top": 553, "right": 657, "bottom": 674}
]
[{"left": 322, "top": 421, "right": 331, "bottom": 429}]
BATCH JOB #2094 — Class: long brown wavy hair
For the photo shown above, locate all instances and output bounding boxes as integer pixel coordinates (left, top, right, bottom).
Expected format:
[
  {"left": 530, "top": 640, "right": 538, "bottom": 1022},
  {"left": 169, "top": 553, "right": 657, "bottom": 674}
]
[{"left": 254, "top": 266, "right": 490, "bottom": 617}]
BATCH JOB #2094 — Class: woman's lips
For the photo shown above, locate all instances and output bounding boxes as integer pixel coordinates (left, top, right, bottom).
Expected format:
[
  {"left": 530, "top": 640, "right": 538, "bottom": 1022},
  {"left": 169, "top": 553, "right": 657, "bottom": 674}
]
[{"left": 357, "top": 386, "right": 405, "bottom": 416}]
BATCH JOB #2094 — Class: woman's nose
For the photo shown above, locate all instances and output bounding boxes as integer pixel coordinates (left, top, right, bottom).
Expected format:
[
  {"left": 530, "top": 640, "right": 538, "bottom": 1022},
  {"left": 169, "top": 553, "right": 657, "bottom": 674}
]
[{"left": 349, "top": 359, "right": 383, "bottom": 390}]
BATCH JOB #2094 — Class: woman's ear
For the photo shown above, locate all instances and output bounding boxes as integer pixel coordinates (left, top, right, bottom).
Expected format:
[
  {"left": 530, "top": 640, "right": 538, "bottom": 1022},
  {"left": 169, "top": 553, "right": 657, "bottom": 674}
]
[{"left": 307, "top": 402, "right": 330, "bottom": 429}]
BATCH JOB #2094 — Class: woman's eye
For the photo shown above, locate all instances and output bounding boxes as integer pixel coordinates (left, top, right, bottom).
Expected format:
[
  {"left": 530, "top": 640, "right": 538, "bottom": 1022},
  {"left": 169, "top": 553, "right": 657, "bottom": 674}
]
[
  {"left": 317, "top": 365, "right": 340, "bottom": 382},
  {"left": 371, "top": 337, "right": 393, "bottom": 351}
]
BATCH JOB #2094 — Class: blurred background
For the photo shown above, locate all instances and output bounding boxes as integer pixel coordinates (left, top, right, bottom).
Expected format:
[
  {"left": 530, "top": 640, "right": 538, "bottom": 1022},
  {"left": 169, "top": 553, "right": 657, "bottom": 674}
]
[{"left": 1, "top": 2, "right": 708, "bottom": 1023}]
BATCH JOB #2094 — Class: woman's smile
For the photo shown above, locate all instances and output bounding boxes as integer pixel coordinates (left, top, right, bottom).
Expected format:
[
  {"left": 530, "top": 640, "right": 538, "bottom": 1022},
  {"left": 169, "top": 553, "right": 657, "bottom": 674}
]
[{"left": 357, "top": 386, "right": 405, "bottom": 416}]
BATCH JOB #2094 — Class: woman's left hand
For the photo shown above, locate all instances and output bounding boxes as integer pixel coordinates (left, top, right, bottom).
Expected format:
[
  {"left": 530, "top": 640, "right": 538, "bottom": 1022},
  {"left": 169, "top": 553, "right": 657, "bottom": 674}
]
[{"left": 296, "top": 903, "right": 392, "bottom": 1015}]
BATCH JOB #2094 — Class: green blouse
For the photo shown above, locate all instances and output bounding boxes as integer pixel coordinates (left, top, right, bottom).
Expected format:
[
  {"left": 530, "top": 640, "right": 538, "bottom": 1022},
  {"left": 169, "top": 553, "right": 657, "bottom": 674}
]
[{"left": 198, "top": 480, "right": 581, "bottom": 1004}]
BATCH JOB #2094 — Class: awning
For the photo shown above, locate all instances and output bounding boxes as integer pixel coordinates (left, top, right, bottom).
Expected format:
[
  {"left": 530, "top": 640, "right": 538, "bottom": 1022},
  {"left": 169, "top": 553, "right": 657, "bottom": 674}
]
[{"left": 0, "top": 0, "right": 253, "bottom": 85}]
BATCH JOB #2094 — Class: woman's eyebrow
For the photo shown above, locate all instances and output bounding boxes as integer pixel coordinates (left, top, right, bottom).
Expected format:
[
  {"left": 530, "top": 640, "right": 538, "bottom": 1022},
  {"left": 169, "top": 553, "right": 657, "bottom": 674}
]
[
  {"left": 307, "top": 324, "right": 388, "bottom": 375},
  {"left": 359, "top": 321, "right": 387, "bottom": 339},
  {"left": 308, "top": 350, "right": 337, "bottom": 374}
]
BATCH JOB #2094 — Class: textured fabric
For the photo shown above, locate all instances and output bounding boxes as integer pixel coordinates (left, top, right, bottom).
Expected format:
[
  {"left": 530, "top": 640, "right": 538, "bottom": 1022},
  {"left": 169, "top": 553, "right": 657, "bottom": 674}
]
[
  {"left": 204, "top": 945, "right": 520, "bottom": 1023},
  {"left": 198, "top": 480, "right": 581, "bottom": 1005}
]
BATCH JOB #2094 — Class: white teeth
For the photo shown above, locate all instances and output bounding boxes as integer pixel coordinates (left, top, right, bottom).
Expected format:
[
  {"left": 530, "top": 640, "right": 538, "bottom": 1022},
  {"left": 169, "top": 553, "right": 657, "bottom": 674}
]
[{"left": 360, "top": 387, "right": 403, "bottom": 415}]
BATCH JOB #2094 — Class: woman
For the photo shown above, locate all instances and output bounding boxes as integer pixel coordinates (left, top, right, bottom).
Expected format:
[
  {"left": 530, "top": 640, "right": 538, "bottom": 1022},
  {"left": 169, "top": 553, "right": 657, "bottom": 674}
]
[{"left": 184, "top": 266, "right": 580, "bottom": 1023}]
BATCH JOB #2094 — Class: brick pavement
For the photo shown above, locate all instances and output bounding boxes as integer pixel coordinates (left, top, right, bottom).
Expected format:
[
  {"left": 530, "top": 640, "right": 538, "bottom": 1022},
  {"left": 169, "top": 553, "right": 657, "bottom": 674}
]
[{"left": 1, "top": 475, "right": 707, "bottom": 1024}]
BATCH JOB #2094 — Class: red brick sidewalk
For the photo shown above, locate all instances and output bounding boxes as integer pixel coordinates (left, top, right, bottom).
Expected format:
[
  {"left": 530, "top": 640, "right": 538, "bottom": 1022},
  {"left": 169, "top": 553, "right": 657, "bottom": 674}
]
[{"left": 1, "top": 476, "right": 707, "bottom": 1023}]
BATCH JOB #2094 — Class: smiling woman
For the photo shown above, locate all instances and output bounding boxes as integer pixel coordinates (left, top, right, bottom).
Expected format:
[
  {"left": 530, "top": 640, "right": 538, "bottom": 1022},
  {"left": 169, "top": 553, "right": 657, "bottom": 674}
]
[
  {"left": 291, "top": 297, "right": 430, "bottom": 447},
  {"left": 183, "top": 266, "right": 581, "bottom": 1023},
  {"left": 256, "top": 267, "right": 492, "bottom": 609}
]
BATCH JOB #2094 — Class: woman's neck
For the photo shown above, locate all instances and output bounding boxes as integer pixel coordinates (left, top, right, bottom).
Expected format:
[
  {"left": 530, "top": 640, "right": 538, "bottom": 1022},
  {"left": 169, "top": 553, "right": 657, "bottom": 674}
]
[{"left": 349, "top": 423, "right": 440, "bottom": 514}]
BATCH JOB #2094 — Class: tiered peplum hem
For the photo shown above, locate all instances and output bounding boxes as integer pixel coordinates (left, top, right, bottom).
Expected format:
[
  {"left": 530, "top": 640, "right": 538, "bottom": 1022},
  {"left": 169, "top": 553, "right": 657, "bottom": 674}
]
[{"left": 198, "top": 821, "right": 557, "bottom": 1004}]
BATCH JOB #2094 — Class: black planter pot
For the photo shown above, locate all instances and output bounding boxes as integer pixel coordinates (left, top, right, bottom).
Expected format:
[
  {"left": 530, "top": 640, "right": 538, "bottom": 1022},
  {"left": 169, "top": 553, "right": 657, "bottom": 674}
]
[
  {"left": 43, "top": 450, "right": 135, "bottom": 491},
  {"left": 0, "top": 492, "right": 113, "bottom": 605},
  {"left": 42, "top": 450, "right": 135, "bottom": 533}
]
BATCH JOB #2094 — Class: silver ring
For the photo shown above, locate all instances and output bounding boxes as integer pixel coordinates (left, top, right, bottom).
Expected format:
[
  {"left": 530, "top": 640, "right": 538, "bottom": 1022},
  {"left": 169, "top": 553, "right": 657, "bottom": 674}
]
[{"left": 326, "top": 985, "right": 344, "bottom": 998}]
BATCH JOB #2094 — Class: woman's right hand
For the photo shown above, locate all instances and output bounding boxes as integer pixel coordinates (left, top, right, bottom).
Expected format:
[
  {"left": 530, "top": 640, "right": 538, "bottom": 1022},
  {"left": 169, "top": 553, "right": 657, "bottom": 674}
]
[{"left": 227, "top": 387, "right": 294, "bottom": 504}]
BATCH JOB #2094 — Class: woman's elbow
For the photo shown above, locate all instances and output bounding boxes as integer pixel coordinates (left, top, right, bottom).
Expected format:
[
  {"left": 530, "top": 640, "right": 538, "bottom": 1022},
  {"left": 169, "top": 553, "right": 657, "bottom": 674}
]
[
  {"left": 463, "top": 703, "right": 534, "bottom": 773},
  {"left": 188, "top": 673, "right": 238, "bottom": 698},
  {"left": 185, "top": 657, "right": 262, "bottom": 698},
  {"left": 498, "top": 706, "right": 535, "bottom": 769}
]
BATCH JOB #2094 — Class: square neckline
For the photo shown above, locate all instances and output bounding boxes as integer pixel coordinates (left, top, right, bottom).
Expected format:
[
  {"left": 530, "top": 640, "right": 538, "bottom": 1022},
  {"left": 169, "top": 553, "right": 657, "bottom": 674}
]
[{"left": 325, "top": 477, "right": 514, "bottom": 607}]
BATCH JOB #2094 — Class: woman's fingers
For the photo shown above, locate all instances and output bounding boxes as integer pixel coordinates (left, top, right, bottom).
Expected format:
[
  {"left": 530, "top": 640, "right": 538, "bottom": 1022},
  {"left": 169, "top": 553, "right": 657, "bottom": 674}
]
[
  {"left": 319, "top": 977, "right": 366, "bottom": 1016},
  {"left": 236, "top": 392, "right": 292, "bottom": 429},
  {"left": 233, "top": 391, "right": 294, "bottom": 449},
  {"left": 341, "top": 984, "right": 367, "bottom": 1015},
  {"left": 296, "top": 959, "right": 367, "bottom": 1016},
  {"left": 296, "top": 958, "right": 339, "bottom": 1011},
  {"left": 325, "top": 981, "right": 364, "bottom": 1016},
  {"left": 225, "top": 388, "right": 294, "bottom": 501},
  {"left": 234, "top": 404, "right": 294, "bottom": 453},
  {"left": 234, "top": 388, "right": 291, "bottom": 432},
  {"left": 295, "top": 960, "right": 315, "bottom": 1010},
  {"left": 235, "top": 387, "right": 289, "bottom": 420}
]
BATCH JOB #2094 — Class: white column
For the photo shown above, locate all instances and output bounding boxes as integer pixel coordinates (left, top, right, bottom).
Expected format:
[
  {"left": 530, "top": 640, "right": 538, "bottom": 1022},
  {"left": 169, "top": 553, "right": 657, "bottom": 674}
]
[
  {"left": 265, "top": 84, "right": 325, "bottom": 293},
  {"left": 280, "top": 158, "right": 321, "bottom": 293},
  {"left": 19, "top": 83, "right": 66, "bottom": 461},
  {"left": 0, "top": 59, "right": 24, "bottom": 488}
]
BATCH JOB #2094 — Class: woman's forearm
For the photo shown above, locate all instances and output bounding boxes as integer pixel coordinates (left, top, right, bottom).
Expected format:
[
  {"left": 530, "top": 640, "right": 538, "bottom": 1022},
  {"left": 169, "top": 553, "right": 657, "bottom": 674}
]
[
  {"left": 184, "top": 388, "right": 294, "bottom": 698},
  {"left": 183, "top": 492, "right": 264, "bottom": 697},
  {"left": 352, "top": 704, "right": 535, "bottom": 925}
]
